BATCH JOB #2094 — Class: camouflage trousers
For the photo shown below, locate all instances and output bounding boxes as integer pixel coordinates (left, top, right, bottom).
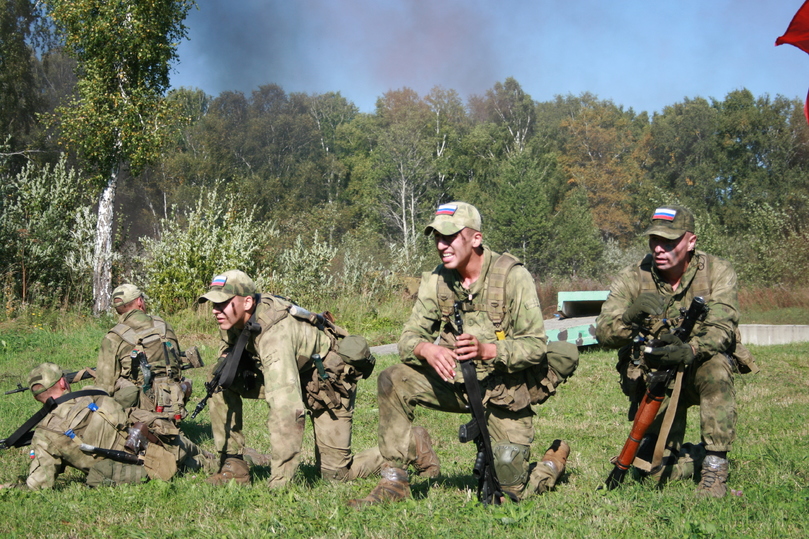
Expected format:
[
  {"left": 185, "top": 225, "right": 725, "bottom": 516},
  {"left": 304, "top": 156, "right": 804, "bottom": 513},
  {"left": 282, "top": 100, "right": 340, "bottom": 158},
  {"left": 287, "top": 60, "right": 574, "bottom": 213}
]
[
  {"left": 622, "top": 351, "right": 736, "bottom": 455},
  {"left": 209, "top": 371, "right": 383, "bottom": 487},
  {"left": 378, "top": 362, "right": 553, "bottom": 497}
]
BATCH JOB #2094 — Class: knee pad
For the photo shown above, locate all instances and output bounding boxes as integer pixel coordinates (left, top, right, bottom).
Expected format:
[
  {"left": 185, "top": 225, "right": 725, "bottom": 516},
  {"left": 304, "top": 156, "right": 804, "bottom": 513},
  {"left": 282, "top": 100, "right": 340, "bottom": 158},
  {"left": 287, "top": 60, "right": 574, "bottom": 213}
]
[{"left": 492, "top": 442, "right": 529, "bottom": 487}]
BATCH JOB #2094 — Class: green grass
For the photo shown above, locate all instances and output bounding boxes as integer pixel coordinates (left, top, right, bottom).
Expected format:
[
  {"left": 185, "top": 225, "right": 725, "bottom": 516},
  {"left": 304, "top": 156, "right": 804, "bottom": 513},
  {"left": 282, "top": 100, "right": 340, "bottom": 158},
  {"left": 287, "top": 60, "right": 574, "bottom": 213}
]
[{"left": 1, "top": 317, "right": 808, "bottom": 538}]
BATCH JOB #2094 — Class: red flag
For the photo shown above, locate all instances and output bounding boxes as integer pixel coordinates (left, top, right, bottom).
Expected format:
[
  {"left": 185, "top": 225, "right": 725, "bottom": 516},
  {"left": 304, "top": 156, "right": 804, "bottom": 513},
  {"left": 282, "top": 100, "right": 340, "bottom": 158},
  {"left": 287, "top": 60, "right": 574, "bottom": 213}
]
[{"left": 777, "top": 1, "right": 809, "bottom": 123}]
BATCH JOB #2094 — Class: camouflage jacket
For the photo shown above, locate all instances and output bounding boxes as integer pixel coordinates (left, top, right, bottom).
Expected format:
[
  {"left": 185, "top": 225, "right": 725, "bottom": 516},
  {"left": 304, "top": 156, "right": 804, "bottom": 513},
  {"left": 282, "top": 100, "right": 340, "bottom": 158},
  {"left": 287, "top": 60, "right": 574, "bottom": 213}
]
[
  {"left": 96, "top": 309, "right": 181, "bottom": 394},
  {"left": 399, "top": 246, "right": 547, "bottom": 383},
  {"left": 27, "top": 388, "right": 128, "bottom": 489},
  {"left": 596, "top": 250, "right": 740, "bottom": 361},
  {"left": 219, "top": 294, "right": 332, "bottom": 487}
]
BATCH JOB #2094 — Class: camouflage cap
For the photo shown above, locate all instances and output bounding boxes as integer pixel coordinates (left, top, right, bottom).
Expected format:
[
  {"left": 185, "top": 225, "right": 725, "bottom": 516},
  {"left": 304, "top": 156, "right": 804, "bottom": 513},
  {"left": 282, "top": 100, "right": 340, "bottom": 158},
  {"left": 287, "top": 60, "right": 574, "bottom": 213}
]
[
  {"left": 642, "top": 205, "right": 695, "bottom": 240},
  {"left": 111, "top": 284, "right": 143, "bottom": 306},
  {"left": 424, "top": 202, "right": 482, "bottom": 236},
  {"left": 198, "top": 270, "right": 257, "bottom": 303},
  {"left": 28, "top": 362, "right": 63, "bottom": 396}
]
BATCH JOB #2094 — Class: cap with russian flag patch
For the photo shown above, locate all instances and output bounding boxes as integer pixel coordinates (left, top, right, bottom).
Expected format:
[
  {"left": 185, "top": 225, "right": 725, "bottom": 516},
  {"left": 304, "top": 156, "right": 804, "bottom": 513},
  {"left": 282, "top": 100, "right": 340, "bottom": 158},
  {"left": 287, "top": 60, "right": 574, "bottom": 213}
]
[
  {"left": 642, "top": 205, "right": 695, "bottom": 240},
  {"left": 424, "top": 201, "right": 482, "bottom": 236},
  {"left": 198, "top": 270, "right": 257, "bottom": 303}
]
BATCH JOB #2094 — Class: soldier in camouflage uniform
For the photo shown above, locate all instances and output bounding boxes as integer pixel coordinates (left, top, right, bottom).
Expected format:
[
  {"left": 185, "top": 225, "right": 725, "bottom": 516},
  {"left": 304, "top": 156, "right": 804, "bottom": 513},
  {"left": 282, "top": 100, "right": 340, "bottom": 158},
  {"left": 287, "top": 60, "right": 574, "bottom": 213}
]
[
  {"left": 96, "top": 284, "right": 190, "bottom": 420},
  {"left": 350, "top": 202, "right": 578, "bottom": 507},
  {"left": 8, "top": 363, "right": 215, "bottom": 490},
  {"left": 596, "top": 204, "right": 749, "bottom": 498},
  {"left": 199, "top": 270, "right": 439, "bottom": 488}
]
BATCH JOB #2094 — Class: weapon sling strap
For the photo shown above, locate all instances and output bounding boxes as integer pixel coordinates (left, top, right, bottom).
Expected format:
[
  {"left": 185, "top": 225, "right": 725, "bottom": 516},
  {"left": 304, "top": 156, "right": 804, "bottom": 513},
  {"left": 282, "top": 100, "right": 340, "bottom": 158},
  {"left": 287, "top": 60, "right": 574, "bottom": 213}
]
[
  {"left": 2, "top": 389, "right": 109, "bottom": 449},
  {"left": 649, "top": 365, "right": 685, "bottom": 472},
  {"left": 217, "top": 295, "right": 262, "bottom": 391},
  {"left": 459, "top": 359, "right": 510, "bottom": 505},
  {"left": 437, "top": 252, "right": 521, "bottom": 336}
]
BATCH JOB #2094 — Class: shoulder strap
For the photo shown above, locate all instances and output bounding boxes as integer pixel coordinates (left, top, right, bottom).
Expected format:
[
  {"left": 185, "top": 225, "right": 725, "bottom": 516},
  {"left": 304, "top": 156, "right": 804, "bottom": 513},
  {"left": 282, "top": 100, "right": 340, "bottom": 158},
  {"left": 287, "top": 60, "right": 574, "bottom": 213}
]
[
  {"left": 688, "top": 252, "right": 712, "bottom": 300},
  {"left": 0, "top": 389, "right": 109, "bottom": 449},
  {"left": 110, "top": 323, "right": 139, "bottom": 347},
  {"left": 435, "top": 253, "right": 522, "bottom": 327},
  {"left": 636, "top": 254, "right": 656, "bottom": 294},
  {"left": 485, "top": 252, "right": 521, "bottom": 329},
  {"left": 218, "top": 296, "right": 262, "bottom": 390}
]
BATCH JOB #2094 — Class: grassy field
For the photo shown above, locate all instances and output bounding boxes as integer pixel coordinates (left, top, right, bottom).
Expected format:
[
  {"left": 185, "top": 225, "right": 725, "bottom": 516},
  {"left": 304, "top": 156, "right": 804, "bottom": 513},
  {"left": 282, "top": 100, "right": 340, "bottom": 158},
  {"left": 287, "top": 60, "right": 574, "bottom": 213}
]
[{"left": 0, "top": 313, "right": 807, "bottom": 538}]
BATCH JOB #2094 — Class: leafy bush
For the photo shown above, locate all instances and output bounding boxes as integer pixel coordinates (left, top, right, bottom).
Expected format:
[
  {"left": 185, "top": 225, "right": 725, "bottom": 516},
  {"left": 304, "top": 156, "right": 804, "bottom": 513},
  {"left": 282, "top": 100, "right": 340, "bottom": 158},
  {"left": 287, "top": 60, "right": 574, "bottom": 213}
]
[
  {"left": 0, "top": 154, "right": 93, "bottom": 311},
  {"left": 138, "top": 183, "right": 275, "bottom": 312}
]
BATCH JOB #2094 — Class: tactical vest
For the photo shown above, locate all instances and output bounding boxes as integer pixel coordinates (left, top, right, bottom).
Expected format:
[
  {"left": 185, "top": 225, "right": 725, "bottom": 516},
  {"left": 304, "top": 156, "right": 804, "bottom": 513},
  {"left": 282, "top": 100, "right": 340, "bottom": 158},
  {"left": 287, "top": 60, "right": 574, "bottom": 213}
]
[
  {"left": 110, "top": 316, "right": 180, "bottom": 381},
  {"left": 436, "top": 252, "right": 522, "bottom": 340},
  {"left": 636, "top": 250, "right": 712, "bottom": 302}
]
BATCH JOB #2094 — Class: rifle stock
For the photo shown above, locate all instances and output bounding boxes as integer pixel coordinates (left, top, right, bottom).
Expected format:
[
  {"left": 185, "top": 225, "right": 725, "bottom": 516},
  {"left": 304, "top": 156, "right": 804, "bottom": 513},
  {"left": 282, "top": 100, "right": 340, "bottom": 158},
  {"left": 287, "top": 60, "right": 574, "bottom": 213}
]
[{"left": 601, "top": 296, "right": 708, "bottom": 490}]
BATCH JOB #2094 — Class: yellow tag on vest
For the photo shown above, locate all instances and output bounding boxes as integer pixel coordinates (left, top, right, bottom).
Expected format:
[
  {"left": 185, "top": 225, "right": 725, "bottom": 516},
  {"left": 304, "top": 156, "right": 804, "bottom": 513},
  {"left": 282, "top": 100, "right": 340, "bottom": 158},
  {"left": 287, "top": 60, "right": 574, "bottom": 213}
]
[{"left": 495, "top": 330, "right": 506, "bottom": 341}]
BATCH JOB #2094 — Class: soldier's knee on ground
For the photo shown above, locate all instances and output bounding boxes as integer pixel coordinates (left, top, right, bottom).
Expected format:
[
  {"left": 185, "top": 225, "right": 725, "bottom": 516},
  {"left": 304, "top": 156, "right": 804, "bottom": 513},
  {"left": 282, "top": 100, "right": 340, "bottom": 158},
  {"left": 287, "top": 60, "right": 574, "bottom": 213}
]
[{"left": 493, "top": 442, "right": 530, "bottom": 498}]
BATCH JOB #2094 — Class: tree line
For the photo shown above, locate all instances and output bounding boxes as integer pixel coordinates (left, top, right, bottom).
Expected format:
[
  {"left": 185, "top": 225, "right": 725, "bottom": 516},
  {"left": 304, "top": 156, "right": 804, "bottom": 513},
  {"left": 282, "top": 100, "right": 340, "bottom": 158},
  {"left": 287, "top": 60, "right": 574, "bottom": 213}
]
[{"left": 2, "top": 1, "right": 808, "bottom": 315}]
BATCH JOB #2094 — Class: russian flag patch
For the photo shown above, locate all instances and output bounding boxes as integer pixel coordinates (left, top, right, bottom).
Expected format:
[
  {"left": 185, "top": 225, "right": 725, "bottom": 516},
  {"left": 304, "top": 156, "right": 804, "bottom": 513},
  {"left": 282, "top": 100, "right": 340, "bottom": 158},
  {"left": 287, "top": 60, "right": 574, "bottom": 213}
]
[
  {"left": 652, "top": 207, "right": 677, "bottom": 221},
  {"left": 211, "top": 275, "right": 227, "bottom": 287},
  {"left": 436, "top": 204, "right": 457, "bottom": 216}
]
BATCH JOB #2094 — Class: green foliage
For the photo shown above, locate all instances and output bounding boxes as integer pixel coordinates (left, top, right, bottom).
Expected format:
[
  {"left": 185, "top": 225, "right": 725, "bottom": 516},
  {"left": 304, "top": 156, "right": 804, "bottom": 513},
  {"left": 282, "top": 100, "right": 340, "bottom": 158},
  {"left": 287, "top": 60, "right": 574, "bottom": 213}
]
[
  {"left": 138, "top": 183, "right": 274, "bottom": 312},
  {"left": 266, "top": 231, "right": 338, "bottom": 310},
  {"left": 546, "top": 187, "right": 604, "bottom": 279},
  {"left": 0, "top": 154, "right": 93, "bottom": 308}
]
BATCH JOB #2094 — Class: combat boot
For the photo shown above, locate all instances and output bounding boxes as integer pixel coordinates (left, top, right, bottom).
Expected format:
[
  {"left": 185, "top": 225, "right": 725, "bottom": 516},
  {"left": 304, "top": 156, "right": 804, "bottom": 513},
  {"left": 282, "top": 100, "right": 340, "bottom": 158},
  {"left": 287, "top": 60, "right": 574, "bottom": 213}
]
[
  {"left": 411, "top": 426, "right": 440, "bottom": 478},
  {"left": 697, "top": 454, "right": 729, "bottom": 498},
  {"left": 347, "top": 465, "right": 410, "bottom": 508},
  {"left": 205, "top": 457, "right": 251, "bottom": 486},
  {"left": 242, "top": 446, "right": 272, "bottom": 467},
  {"left": 527, "top": 439, "right": 570, "bottom": 495}
]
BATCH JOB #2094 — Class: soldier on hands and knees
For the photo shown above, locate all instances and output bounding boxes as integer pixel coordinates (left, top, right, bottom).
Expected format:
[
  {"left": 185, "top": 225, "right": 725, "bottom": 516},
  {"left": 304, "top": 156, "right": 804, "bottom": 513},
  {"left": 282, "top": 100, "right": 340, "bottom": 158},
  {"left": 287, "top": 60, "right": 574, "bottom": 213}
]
[{"left": 198, "top": 270, "right": 438, "bottom": 487}]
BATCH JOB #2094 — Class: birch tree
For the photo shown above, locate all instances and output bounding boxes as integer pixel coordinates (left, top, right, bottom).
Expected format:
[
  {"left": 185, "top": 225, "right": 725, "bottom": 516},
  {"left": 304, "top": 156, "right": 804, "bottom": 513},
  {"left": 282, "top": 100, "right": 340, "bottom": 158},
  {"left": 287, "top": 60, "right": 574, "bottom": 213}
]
[{"left": 44, "top": 0, "right": 192, "bottom": 313}]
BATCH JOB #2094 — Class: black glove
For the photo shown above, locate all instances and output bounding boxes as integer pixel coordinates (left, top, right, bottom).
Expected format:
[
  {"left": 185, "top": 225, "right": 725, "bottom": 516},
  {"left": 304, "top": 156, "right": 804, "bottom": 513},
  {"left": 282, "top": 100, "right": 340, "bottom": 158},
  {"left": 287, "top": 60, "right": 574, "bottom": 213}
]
[
  {"left": 644, "top": 333, "right": 696, "bottom": 368},
  {"left": 621, "top": 292, "right": 665, "bottom": 326}
]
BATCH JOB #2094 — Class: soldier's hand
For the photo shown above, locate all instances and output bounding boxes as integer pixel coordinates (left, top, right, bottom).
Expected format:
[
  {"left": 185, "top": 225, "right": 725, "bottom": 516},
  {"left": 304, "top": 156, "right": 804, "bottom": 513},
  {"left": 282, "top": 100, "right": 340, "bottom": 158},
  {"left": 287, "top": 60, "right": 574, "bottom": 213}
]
[
  {"left": 416, "top": 342, "right": 457, "bottom": 382},
  {"left": 644, "top": 333, "right": 696, "bottom": 368},
  {"left": 622, "top": 292, "right": 666, "bottom": 326},
  {"left": 454, "top": 334, "right": 496, "bottom": 362}
]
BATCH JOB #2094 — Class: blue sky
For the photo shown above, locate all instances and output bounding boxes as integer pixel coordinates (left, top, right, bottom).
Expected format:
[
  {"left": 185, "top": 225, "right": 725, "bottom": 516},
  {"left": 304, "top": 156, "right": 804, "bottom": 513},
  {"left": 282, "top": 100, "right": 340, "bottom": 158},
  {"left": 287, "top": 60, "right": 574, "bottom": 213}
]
[{"left": 170, "top": 0, "right": 808, "bottom": 115}]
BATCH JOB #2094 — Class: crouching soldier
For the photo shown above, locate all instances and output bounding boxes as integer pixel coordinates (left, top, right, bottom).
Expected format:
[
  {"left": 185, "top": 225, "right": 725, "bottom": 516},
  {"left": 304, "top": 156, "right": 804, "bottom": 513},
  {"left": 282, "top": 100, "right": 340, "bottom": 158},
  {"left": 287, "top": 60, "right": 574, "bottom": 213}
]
[
  {"left": 349, "top": 202, "right": 578, "bottom": 507},
  {"left": 95, "top": 284, "right": 194, "bottom": 421}
]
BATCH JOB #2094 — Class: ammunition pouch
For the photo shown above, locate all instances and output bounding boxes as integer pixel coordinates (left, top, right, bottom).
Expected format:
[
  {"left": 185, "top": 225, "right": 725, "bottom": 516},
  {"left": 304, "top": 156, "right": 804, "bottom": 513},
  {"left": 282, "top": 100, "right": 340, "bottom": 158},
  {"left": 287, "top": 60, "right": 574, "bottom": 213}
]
[
  {"left": 300, "top": 332, "right": 374, "bottom": 413},
  {"left": 86, "top": 459, "right": 149, "bottom": 488},
  {"left": 728, "top": 327, "right": 759, "bottom": 374},
  {"left": 485, "top": 341, "right": 579, "bottom": 412},
  {"left": 301, "top": 351, "right": 354, "bottom": 413}
]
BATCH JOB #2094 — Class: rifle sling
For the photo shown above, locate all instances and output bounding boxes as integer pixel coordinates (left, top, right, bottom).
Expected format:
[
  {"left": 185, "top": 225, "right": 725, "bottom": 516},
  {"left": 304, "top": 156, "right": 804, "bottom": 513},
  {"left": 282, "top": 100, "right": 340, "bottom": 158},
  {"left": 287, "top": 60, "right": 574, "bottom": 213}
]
[
  {"left": 460, "top": 358, "right": 503, "bottom": 502},
  {"left": 2, "top": 389, "right": 109, "bottom": 449},
  {"left": 649, "top": 364, "right": 685, "bottom": 472},
  {"left": 218, "top": 297, "right": 261, "bottom": 391}
]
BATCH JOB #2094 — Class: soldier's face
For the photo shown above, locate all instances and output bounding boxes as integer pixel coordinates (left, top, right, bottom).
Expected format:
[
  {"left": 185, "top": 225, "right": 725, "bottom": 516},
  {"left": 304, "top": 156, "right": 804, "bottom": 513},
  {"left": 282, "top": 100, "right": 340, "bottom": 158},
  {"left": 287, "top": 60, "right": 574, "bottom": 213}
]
[
  {"left": 212, "top": 295, "right": 253, "bottom": 331},
  {"left": 649, "top": 232, "right": 696, "bottom": 275},
  {"left": 434, "top": 228, "right": 481, "bottom": 270}
]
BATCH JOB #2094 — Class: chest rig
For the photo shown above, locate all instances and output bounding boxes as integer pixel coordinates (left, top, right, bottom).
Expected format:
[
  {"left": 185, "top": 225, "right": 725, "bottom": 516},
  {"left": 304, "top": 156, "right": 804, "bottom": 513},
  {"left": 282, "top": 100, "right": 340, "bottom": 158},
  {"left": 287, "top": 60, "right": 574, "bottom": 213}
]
[{"left": 436, "top": 252, "right": 521, "bottom": 341}]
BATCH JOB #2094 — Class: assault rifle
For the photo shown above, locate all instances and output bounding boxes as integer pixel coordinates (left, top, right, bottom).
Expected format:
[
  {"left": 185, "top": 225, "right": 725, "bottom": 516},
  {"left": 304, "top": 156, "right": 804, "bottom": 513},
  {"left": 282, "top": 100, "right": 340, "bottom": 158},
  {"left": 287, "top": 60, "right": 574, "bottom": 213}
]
[
  {"left": 455, "top": 301, "right": 513, "bottom": 505},
  {"left": 602, "top": 296, "right": 709, "bottom": 490},
  {"left": 4, "top": 367, "right": 98, "bottom": 395}
]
